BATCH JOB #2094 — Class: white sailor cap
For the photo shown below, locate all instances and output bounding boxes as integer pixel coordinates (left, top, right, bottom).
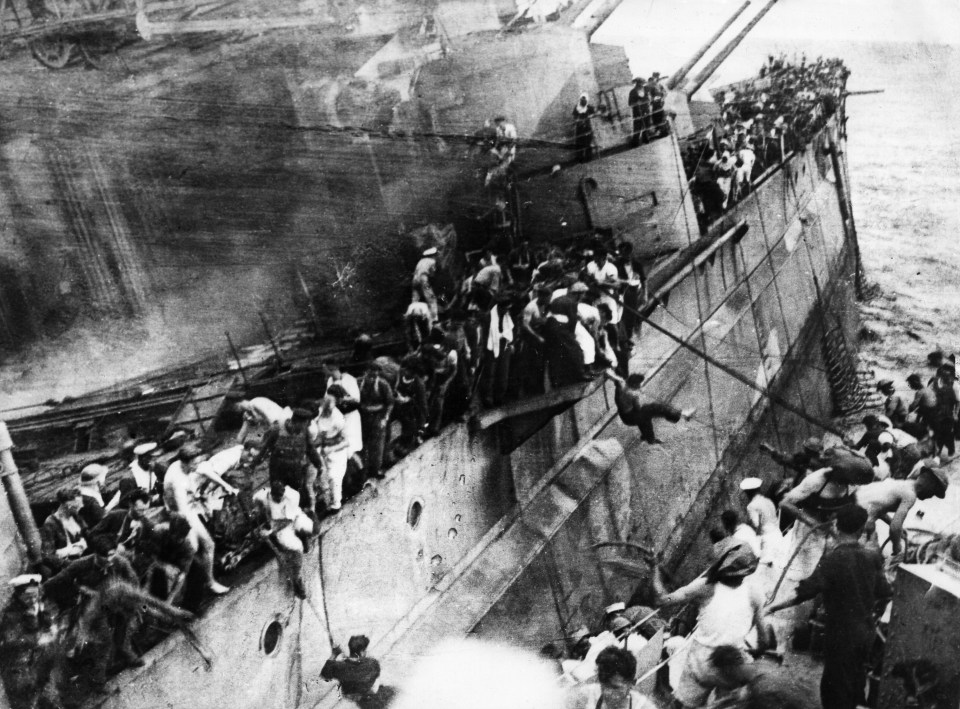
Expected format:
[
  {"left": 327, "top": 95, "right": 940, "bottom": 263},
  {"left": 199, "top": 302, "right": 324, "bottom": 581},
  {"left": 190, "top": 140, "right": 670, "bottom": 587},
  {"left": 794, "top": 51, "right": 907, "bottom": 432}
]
[
  {"left": 740, "top": 477, "right": 763, "bottom": 492},
  {"left": 79, "top": 463, "right": 109, "bottom": 485},
  {"left": 877, "top": 431, "right": 895, "bottom": 447},
  {"left": 422, "top": 247, "right": 438, "bottom": 256},
  {"left": 876, "top": 415, "right": 893, "bottom": 429},
  {"left": 604, "top": 602, "right": 625, "bottom": 615},
  {"left": 9, "top": 574, "right": 42, "bottom": 588},
  {"left": 133, "top": 442, "right": 158, "bottom": 457}
]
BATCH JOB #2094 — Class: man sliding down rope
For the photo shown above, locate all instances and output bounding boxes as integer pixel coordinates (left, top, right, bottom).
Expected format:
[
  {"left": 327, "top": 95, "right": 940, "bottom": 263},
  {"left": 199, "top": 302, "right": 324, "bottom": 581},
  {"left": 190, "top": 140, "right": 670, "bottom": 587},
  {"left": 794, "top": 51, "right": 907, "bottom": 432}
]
[{"left": 605, "top": 370, "right": 696, "bottom": 444}]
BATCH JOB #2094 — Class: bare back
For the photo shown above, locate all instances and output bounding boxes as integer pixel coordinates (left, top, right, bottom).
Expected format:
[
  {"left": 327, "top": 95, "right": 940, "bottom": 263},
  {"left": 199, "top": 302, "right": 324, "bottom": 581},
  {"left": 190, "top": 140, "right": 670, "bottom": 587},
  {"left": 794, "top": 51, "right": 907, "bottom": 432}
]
[{"left": 854, "top": 479, "right": 916, "bottom": 521}]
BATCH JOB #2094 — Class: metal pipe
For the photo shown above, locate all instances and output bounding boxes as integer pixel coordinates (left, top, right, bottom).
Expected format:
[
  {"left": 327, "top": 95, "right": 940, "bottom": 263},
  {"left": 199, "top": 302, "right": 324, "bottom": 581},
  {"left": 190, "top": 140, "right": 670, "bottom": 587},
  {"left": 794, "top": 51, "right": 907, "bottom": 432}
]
[
  {"left": 295, "top": 267, "right": 322, "bottom": 337},
  {"left": 825, "top": 130, "right": 865, "bottom": 299},
  {"left": 0, "top": 422, "right": 43, "bottom": 565},
  {"left": 573, "top": 0, "right": 626, "bottom": 38},
  {"left": 258, "top": 312, "right": 284, "bottom": 366},
  {"left": 666, "top": 1, "right": 751, "bottom": 90},
  {"left": 191, "top": 400, "right": 207, "bottom": 434},
  {"left": 225, "top": 331, "right": 249, "bottom": 387},
  {"left": 685, "top": 0, "right": 781, "bottom": 98}
]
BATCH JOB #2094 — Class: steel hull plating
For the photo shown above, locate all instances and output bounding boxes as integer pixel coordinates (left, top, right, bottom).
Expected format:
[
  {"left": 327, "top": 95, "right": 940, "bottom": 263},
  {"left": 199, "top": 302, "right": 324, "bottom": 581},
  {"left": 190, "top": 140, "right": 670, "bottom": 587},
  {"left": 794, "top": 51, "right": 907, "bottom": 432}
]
[{"left": 75, "top": 115, "right": 861, "bottom": 709}]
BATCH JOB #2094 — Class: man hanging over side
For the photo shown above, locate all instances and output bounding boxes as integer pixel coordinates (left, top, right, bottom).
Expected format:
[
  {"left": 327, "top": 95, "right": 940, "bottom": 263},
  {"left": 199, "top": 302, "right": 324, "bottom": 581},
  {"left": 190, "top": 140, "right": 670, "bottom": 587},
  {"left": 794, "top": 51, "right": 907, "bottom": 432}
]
[{"left": 605, "top": 370, "right": 695, "bottom": 444}]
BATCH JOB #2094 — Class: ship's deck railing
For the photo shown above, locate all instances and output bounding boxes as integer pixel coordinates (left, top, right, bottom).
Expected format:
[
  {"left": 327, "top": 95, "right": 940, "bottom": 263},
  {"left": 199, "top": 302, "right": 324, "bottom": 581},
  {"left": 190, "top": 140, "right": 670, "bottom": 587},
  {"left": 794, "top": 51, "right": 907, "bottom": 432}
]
[{"left": 684, "top": 99, "right": 843, "bottom": 235}]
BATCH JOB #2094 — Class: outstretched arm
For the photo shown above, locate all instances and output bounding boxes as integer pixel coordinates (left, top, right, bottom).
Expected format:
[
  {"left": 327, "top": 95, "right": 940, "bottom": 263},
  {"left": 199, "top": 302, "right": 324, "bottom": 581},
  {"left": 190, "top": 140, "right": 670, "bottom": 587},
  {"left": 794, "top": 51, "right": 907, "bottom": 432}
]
[
  {"left": 887, "top": 496, "right": 915, "bottom": 556},
  {"left": 196, "top": 465, "right": 238, "bottom": 496},
  {"left": 760, "top": 442, "right": 800, "bottom": 471},
  {"left": 652, "top": 566, "right": 710, "bottom": 607}
]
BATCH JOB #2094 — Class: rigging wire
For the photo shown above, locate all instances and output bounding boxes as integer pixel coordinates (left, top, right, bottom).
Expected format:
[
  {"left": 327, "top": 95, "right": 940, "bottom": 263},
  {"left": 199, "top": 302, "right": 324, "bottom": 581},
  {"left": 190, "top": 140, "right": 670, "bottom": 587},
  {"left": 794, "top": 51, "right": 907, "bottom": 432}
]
[{"left": 613, "top": 290, "right": 845, "bottom": 438}]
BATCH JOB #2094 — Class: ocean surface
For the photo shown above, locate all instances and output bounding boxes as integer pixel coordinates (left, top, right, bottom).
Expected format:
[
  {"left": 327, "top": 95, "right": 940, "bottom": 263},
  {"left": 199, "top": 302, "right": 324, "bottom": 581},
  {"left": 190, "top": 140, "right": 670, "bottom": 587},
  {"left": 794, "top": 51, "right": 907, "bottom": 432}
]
[{"left": 841, "top": 41, "right": 960, "bottom": 375}]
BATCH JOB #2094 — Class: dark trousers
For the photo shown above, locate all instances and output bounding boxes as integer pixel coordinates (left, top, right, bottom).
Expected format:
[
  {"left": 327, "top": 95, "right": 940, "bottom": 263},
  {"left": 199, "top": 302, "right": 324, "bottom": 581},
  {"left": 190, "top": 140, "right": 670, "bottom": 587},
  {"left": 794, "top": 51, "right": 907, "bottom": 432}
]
[
  {"left": 542, "top": 319, "right": 586, "bottom": 388},
  {"left": 934, "top": 416, "right": 955, "bottom": 456},
  {"left": 404, "top": 313, "right": 430, "bottom": 352},
  {"left": 395, "top": 402, "right": 425, "bottom": 445},
  {"left": 821, "top": 628, "right": 871, "bottom": 709},
  {"left": 426, "top": 380, "right": 451, "bottom": 435},
  {"left": 620, "top": 282, "right": 641, "bottom": 337},
  {"left": 517, "top": 334, "right": 546, "bottom": 396},
  {"left": 361, "top": 412, "right": 390, "bottom": 477},
  {"left": 478, "top": 345, "right": 513, "bottom": 407},
  {"left": 574, "top": 120, "right": 593, "bottom": 162},
  {"left": 631, "top": 114, "right": 644, "bottom": 146},
  {"left": 619, "top": 402, "right": 681, "bottom": 443},
  {"left": 630, "top": 106, "right": 650, "bottom": 145}
]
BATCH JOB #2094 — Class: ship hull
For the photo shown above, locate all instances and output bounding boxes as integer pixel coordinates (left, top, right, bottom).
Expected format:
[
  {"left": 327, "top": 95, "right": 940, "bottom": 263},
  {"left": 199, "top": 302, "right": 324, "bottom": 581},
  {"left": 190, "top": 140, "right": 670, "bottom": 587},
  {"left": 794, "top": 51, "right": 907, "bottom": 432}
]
[
  {"left": 76, "top": 113, "right": 862, "bottom": 709},
  {"left": 323, "top": 117, "right": 862, "bottom": 693}
]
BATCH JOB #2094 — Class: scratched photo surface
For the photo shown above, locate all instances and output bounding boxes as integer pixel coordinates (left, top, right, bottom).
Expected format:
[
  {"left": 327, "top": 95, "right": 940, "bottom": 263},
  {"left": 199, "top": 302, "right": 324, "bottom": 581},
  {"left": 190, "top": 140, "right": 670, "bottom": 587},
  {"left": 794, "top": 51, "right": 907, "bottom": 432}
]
[{"left": 0, "top": 0, "right": 958, "bottom": 707}]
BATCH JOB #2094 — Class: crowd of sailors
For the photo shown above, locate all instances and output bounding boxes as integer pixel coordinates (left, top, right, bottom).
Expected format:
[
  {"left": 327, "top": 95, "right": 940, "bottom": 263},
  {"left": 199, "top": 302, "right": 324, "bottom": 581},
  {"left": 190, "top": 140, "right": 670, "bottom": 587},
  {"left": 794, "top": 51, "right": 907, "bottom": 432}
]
[
  {"left": 571, "top": 71, "right": 671, "bottom": 163},
  {"left": 488, "top": 71, "right": 673, "bottom": 176},
  {"left": 522, "top": 355, "right": 959, "bottom": 709},
  {"left": 0, "top": 224, "right": 703, "bottom": 707},
  {"left": 685, "top": 55, "right": 850, "bottom": 227},
  {"left": 0, "top": 55, "right": 906, "bottom": 709},
  {"left": 7, "top": 330, "right": 956, "bottom": 709}
]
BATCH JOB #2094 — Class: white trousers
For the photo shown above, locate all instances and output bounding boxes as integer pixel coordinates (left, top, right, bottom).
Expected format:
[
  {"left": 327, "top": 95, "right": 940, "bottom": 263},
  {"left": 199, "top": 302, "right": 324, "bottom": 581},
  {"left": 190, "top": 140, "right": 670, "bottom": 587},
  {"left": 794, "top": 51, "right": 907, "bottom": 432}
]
[{"left": 319, "top": 447, "right": 349, "bottom": 510}]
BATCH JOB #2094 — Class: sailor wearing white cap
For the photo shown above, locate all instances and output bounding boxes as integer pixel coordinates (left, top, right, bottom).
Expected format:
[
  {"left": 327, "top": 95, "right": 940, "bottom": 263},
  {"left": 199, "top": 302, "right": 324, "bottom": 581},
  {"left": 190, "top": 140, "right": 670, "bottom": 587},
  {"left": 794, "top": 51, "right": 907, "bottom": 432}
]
[
  {"left": 129, "top": 441, "right": 160, "bottom": 497},
  {"left": 607, "top": 615, "right": 650, "bottom": 684},
  {"left": 9, "top": 573, "right": 42, "bottom": 588},
  {"left": 740, "top": 478, "right": 784, "bottom": 567},
  {"left": 604, "top": 601, "right": 626, "bottom": 616},
  {"left": 0, "top": 573, "right": 62, "bottom": 709},
  {"left": 78, "top": 463, "right": 109, "bottom": 528},
  {"left": 411, "top": 247, "right": 440, "bottom": 326}
]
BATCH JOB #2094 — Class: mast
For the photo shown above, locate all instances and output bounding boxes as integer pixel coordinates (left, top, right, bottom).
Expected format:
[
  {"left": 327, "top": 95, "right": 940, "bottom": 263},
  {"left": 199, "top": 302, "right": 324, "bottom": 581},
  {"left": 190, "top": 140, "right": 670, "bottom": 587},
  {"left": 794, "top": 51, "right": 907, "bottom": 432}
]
[
  {"left": 666, "top": 1, "right": 751, "bottom": 90},
  {"left": 684, "top": 0, "right": 780, "bottom": 98},
  {"left": 0, "top": 422, "right": 42, "bottom": 565}
]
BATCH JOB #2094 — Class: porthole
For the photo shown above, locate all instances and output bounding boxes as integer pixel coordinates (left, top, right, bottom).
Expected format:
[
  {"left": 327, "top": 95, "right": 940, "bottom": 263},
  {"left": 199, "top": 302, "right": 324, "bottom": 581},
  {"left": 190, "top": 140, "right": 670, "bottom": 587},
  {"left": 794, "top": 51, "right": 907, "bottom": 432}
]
[
  {"left": 448, "top": 528, "right": 458, "bottom": 540},
  {"left": 407, "top": 499, "right": 424, "bottom": 530},
  {"left": 261, "top": 619, "right": 283, "bottom": 657}
]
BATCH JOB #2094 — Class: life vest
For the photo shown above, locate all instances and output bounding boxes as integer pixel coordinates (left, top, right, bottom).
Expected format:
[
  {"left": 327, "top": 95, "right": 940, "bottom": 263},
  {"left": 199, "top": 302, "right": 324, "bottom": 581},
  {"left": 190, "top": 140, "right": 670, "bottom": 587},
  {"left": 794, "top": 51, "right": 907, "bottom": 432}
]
[{"left": 271, "top": 426, "right": 308, "bottom": 471}]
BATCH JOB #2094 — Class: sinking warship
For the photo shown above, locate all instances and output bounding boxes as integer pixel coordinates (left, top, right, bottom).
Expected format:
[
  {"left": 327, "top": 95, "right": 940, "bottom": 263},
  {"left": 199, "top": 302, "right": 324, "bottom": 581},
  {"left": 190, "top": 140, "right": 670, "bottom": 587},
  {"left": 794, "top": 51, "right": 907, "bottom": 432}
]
[{"left": 0, "top": 0, "right": 894, "bottom": 706}]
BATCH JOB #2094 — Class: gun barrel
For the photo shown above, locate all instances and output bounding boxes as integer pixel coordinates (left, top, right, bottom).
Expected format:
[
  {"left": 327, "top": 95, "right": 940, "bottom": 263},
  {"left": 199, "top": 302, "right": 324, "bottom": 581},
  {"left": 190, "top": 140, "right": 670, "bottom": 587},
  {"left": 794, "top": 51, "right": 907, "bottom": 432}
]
[
  {"left": 685, "top": 0, "right": 781, "bottom": 98},
  {"left": 572, "top": 0, "right": 627, "bottom": 38},
  {"left": 667, "top": 0, "right": 751, "bottom": 90}
]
